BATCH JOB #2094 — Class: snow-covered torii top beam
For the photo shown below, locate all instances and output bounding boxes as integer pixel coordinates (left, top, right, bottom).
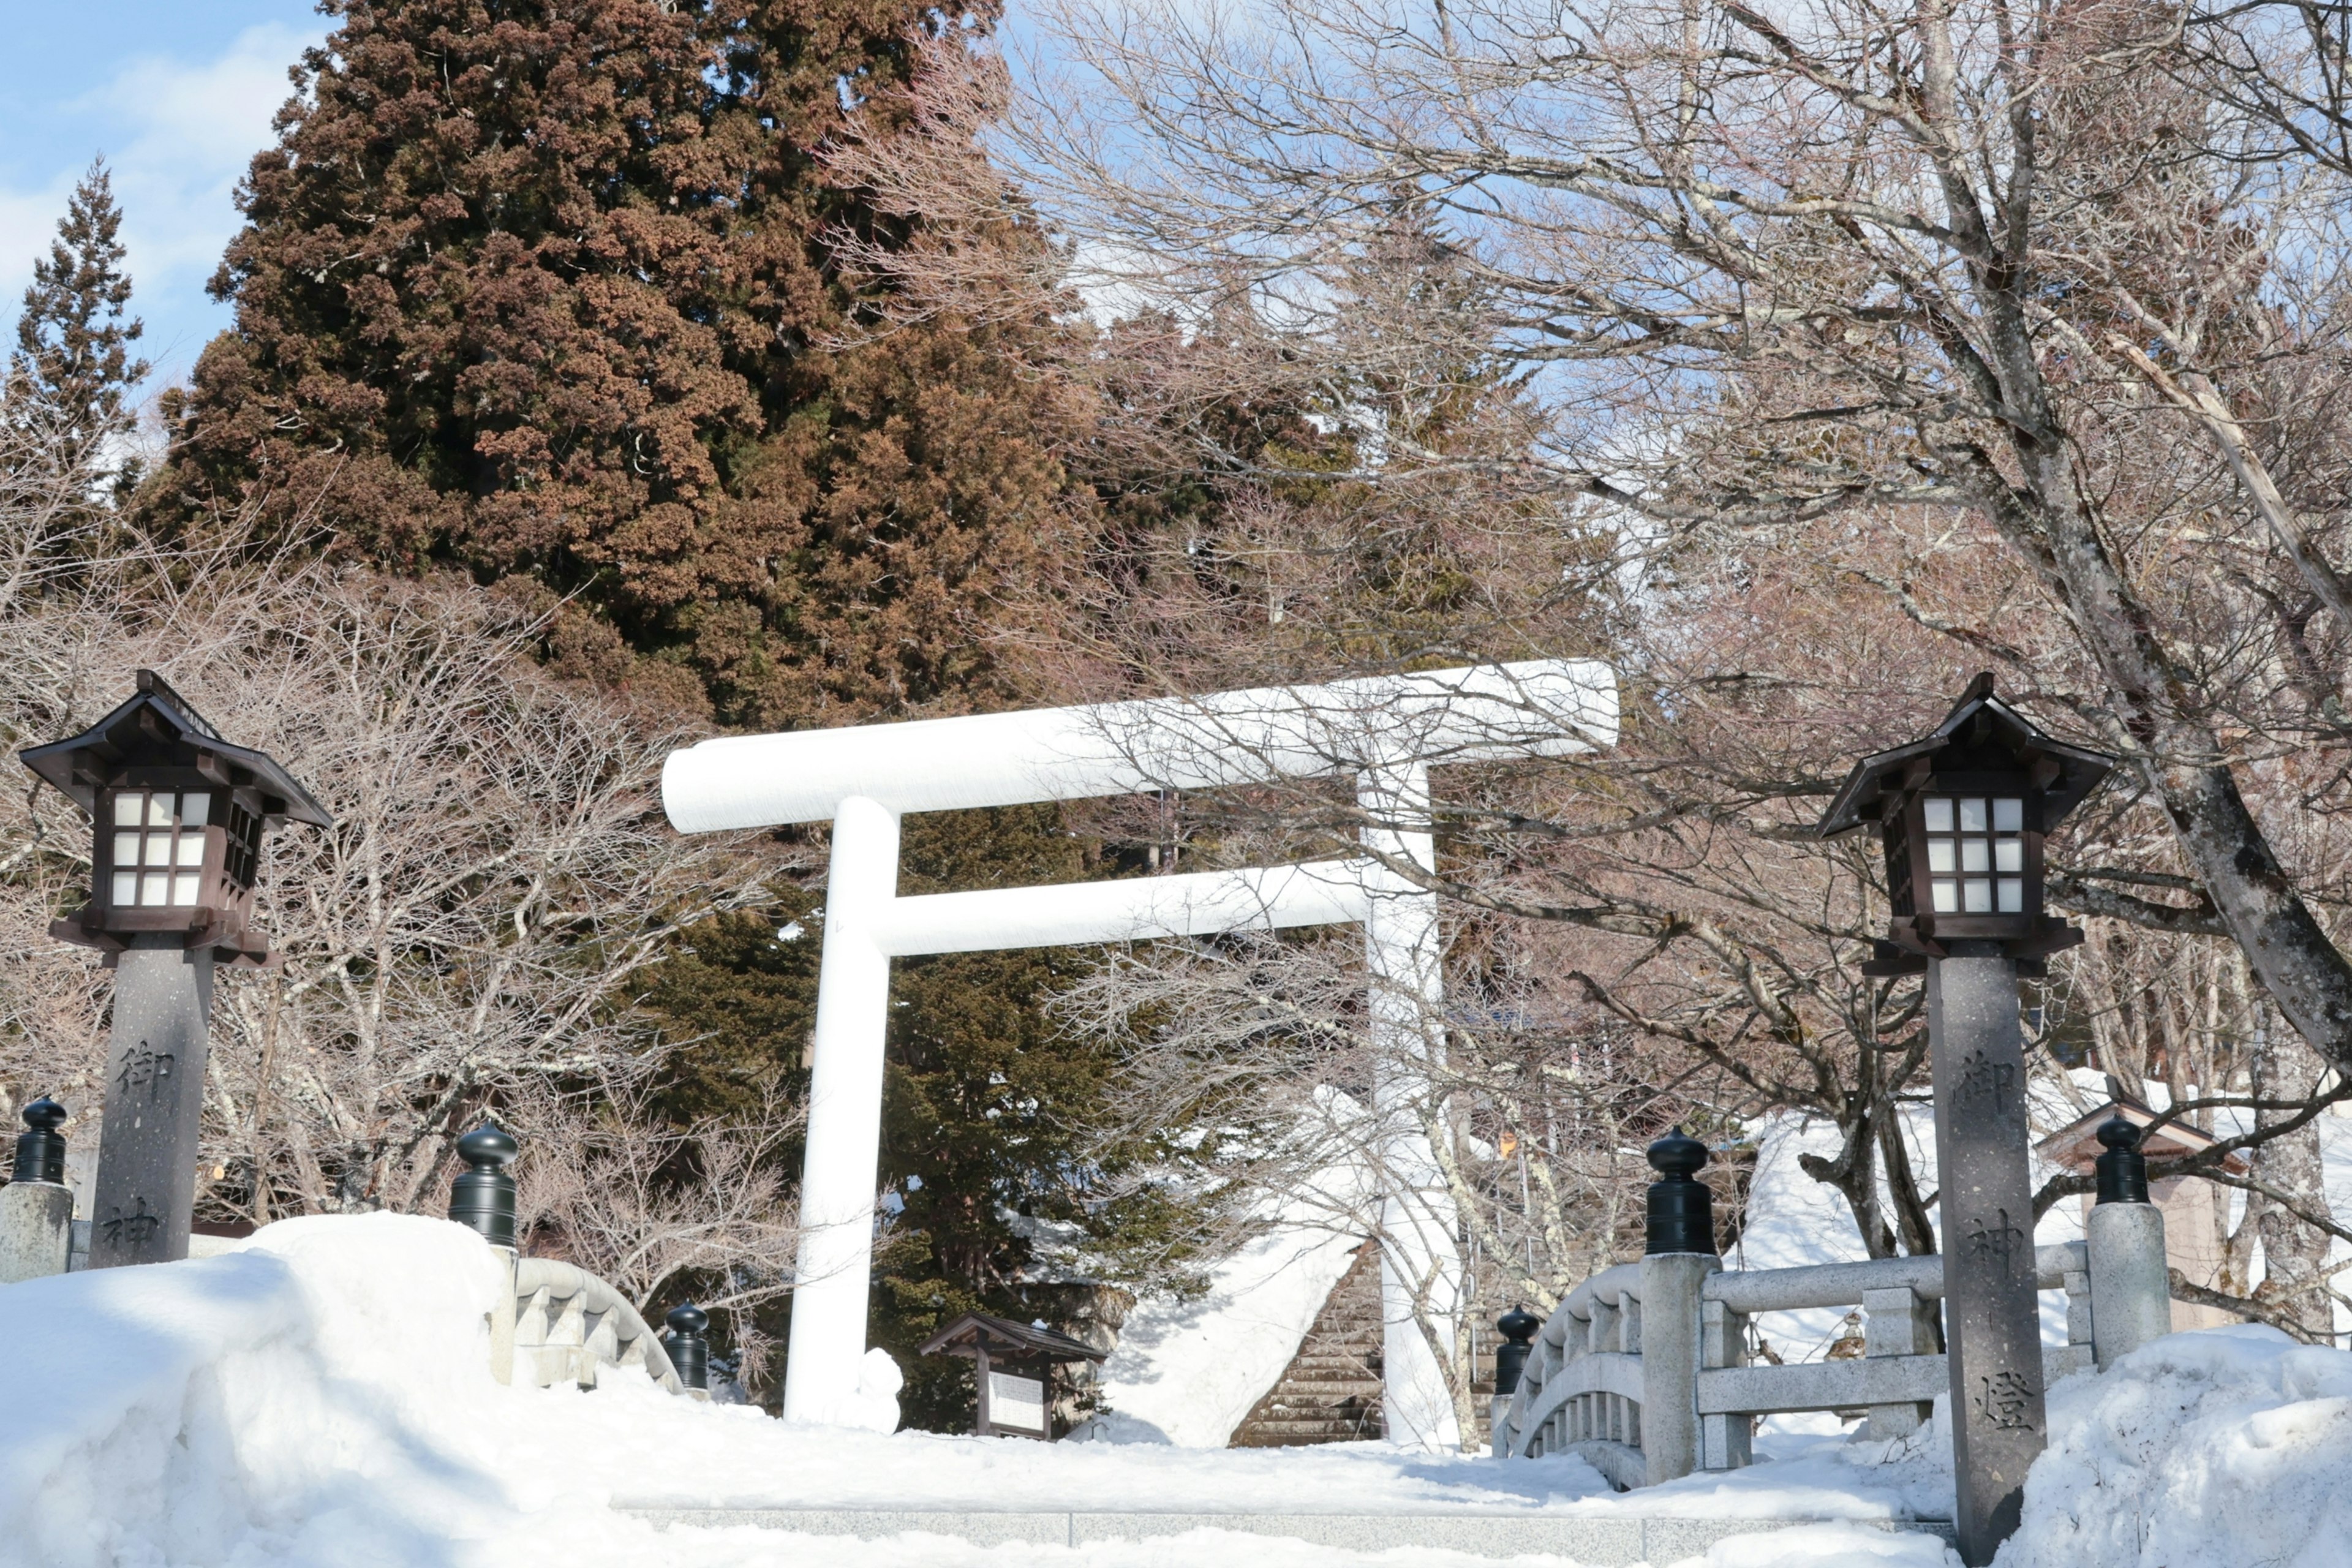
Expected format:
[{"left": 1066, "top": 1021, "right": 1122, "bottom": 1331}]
[
  {"left": 658, "top": 658, "right": 1617, "bottom": 1444},
  {"left": 662, "top": 659, "right": 1617, "bottom": 830}
]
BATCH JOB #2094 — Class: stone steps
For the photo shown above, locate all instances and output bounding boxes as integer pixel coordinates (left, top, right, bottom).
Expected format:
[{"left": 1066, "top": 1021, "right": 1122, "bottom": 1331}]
[
  {"left": 1229, "top": 1241, "right": 1387, "bottom": 1447},
  {"left": 621, "top": 1506, "right": 1959, "bottom": 1561}
]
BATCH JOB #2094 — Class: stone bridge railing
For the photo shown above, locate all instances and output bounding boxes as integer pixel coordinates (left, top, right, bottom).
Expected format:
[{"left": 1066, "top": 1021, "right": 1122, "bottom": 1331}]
[
  {"left": 1493, "top": 1124, "right": 2173, "bottom": 1486},
  {"left": 1491, "top": 1243, "right": 2108, "bottom": 1482},
  {"left": 2, "top": 1114, "right": 720, "bottom": 1404},
  {"left": 454, "top": 1126, "right": 712, "bottom": 1399},
  {"left": 492, "top": 1255, "right": 694, "bottom": 1395}
]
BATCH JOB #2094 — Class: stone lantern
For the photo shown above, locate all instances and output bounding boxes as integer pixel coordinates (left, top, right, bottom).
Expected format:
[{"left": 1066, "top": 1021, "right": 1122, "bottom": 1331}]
[
  {"left": 20, "top": 669, "right": 330, "bottom": 968},
  {"left": 18, "top": 670, "right": 329, "bottom": 1267},
  {"left": 1817, "top": 674, "right": 2114, "bottom": 1566}
]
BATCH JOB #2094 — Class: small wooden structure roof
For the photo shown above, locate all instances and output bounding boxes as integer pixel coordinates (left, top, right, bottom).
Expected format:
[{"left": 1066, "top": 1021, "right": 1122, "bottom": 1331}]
[
  {"left": 918, "top": 1311, "right": 1106, "bottom": 1364},
  {"left": 20, "top": 669, "right": 331, "bottom": 827},
  {"left": 2037, "top": 1098, "right": 2248, "bottom": 1176},
  {"left": 1816, "top": 673, "right": 2114, "bottom": 839}
]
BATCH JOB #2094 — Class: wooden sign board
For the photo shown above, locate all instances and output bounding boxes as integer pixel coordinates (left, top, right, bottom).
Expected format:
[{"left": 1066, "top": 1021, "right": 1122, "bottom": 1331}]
[{"left": 987, "top": 1370, "right": 1047, "bottom": 1434}]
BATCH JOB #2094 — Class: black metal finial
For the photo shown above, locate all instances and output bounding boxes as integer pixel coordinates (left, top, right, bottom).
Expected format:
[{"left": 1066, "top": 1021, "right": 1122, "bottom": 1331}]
[
  {"left": 665, "top": 1302, "right": 711, "bottom": 1391},
  {"left": 1645, "top": 1126, "right": 1717, "bottom": 1255},
  {"left": 1493, "top": 1303, "right": 1540, "bottom": 1397},
  {"left": 447, "top": 1125, "right": 519, "bottom": 1248},
  {"left": 12, "top": 1098, "right": 67, "bottom": 1185},
  {"left": 2094, "top": 1112, "right": 2149, "bottom": 1205}
]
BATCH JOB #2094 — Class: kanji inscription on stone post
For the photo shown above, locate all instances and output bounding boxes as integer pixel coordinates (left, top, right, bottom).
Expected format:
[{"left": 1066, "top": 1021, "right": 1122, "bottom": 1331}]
[
  {"left": 1931, "top": 949, "right": 2047, "bottom": 1555},
  {"left": 88, "top": 939, "right": 216, "bottom": 1267}
]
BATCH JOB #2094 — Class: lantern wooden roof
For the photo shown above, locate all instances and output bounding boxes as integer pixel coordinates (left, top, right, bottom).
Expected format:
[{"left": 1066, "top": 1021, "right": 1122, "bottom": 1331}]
[
  {"left": 2038, "top": 1098, "right": 2248, "bottom": 1177},
  {"left": 19, "top": 670, "right": 331, "bottom": 827},
  {"left": 1816, "top": 673, "right": 2114, "bottom": 839},
  {"left": 918, "top": 1311, "right": 1107, "bottom": 1364}
]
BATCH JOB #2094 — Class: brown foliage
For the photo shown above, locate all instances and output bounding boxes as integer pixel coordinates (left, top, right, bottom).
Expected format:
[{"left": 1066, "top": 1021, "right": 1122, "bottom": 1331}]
[{"left": 153, "top": 0, "right": 1085, "bottom": 728}]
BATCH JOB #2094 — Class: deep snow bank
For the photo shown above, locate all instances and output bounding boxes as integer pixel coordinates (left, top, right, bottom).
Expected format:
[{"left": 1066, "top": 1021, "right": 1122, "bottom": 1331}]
[
  {"left": 2002, "top": 1325, "right": 2352, "bottom": 1567},
  {"left": 0, "top": 1215, "right": 1636, "bottom": 1567},
  {"left": 0, "top": 1214, "right": 510, "bottom": 1567},
  {"left": 27, "top": 1213, "right": 2339, "bottom": 1567}
]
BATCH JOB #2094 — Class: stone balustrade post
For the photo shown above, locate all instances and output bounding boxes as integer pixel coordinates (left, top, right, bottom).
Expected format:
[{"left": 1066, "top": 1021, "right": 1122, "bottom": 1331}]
[
  {"left": 448, "top": 1125, "right": 519, "bottom": 1248},
  {"left": 1638, "top": 1127, "right": 1719, "bottom": 1487},
  {"left": 1, "top": 1098, "right": 75, "bottom": 1284},
  {"left": 2086, "top": 1114, "right": 2170, "bottom": 1368},
  {"left": 449, "top": 1125, "right": 521, "bottom": 1384},
  {"left": 1491, "top": 1305, "right": 1539, "bottom": 1453},
  {"left": 1699, "top": 1298, "right": 1752, "bottom": 1470},
  {"left": 1860, "top": 1285, "right": 1939, "bottom": 1440}
]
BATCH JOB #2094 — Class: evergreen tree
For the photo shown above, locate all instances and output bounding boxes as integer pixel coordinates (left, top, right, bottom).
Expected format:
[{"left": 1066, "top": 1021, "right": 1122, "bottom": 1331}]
[
  {"left": 154, "top": 0, "right": 1067, "bottom": 729},
  {"left": 8, "top": 159, "right": 149, "bottom": 485}
]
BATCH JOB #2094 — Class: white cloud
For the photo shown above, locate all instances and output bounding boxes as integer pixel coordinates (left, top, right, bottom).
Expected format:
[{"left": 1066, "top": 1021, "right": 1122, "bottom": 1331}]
[{"left": 0, "top": 21, "right": 325, "bottom": 384}]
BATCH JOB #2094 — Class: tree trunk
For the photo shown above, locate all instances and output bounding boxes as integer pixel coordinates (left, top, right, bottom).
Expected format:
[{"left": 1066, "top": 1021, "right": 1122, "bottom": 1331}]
[{"left": 2252, "top": 1019, "right": 2335, "bottom": 1341}]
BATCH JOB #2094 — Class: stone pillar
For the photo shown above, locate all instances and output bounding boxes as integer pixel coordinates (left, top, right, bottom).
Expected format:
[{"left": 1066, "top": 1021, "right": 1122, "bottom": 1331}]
[
  {"left": 1639, "top": 1127, "right": 1719, "bottom": 1486},
  {"left": 88, "top": 938, "right": 214, "bottom": 1268},
  {"left": 1639, "top": 1252, "right": 1714, "bottom": 1484},
  {"left": 0, "top": 1181, "right": 72, "bottom": 1284},
  {"left": 1, "top": 1096, "right": 74, "bottom": 1283},
  {"left": 1929, "top": 948, "right": 2045, "bottom": 1566},
  {"left": 1357, "top": 761, "right": 1461, "bottom": 1451},
  {"left": 487, "top": 1246, "right": 518, "bottom": 1386},
  {"left": 2088, "top": 1205, "right": 2168, "bottom": 1366}
]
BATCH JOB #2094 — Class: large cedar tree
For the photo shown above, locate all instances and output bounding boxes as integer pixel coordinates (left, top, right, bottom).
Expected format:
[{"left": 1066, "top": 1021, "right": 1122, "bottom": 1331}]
[
  {"left": 154, "top": 0, "right": 1164, "bottom": 1423},
  {"left": 157, "top": 0, "right": 1070, "bottom": 727}
]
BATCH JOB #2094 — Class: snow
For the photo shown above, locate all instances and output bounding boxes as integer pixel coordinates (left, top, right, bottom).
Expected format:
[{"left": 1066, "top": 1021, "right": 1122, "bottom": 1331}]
[
  {"left": 26, "top": 1211, "right": 2352, "bottom": 1568},
  {"left": 0, "top": 1213, "right": 1964, "bottom": 1567},
  {"left": 1085, "top": 1197, "right": 1365, "bottom": 1447},
  {"left": 2005, "top": 1325, "right": 2352, "bottom": 1567}
]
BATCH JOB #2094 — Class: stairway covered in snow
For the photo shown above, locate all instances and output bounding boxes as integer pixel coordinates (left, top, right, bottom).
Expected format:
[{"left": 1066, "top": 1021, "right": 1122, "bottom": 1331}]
[{"left": 1229, "top": 1242, "right": 1385, "bottom": 1446}]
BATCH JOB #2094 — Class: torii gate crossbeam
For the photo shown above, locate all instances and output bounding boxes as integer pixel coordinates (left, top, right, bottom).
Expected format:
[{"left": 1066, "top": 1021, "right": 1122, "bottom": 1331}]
[{"left": 661, "top": 660, "right": 1617, "bottom": 1445}]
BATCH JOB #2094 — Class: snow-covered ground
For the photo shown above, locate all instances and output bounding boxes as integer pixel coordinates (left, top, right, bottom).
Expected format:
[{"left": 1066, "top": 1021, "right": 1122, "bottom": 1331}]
[{"left": 10, "top": 1212, "right": 2352, "bottom": 1567}]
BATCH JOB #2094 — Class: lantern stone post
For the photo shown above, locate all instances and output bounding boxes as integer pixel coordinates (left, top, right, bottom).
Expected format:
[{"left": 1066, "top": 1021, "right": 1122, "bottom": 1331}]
[
  {"left": 1817, "top": 674, "right": 2114, "bottom": 1566},
  {"left": 19, "top": 671, "right": 330, "bottom": 1268},
  {"left": 1926, "top": 946, "right": 2046, "bottom": 1558}
]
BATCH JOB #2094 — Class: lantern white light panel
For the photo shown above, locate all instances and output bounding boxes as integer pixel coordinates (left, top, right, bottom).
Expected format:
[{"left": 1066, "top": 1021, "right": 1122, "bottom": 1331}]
[
  {"left": 1924, "top": 795, "right": 2026, "bottom": 914},
  {"left": 108, "top": 791, "right": 211, "bottom": 908}
]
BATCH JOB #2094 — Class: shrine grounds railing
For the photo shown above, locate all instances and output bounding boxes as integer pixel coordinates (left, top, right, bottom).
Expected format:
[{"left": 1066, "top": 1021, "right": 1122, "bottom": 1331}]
[
  {"left": 1491, "top": 1123, "right": 2175, "bottom": 1487},
  {"left": 448, "top": 1125, "right": 710, "bottom": 1399},
  {"left": 491, "top": 1256, "right": 694, "bottom": 1396},
  {"left": 1490, "top": 1244, "right": 2107, "bottom": 1483}
]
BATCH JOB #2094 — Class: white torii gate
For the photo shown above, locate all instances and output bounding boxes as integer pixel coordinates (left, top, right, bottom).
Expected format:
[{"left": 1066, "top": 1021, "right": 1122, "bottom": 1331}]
[{"left": 661, "top": 658, "right": 1618, "bottom": 1446}]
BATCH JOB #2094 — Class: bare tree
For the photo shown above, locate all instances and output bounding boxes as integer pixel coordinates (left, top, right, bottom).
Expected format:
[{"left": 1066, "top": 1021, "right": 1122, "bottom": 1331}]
[
  {"left": 808, "top": 0, "right": 2352, "bottom": 1345},
  {"left": 513, "top": 1080, "right": 803, "bottom": 1387},
  {"left": 0, "top": 462, "right": 788, "bottom": 1291}
]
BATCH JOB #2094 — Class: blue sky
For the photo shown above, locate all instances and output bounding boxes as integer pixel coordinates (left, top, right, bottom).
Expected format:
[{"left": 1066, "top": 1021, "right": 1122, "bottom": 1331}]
[
  {"left": 0, "top": 3, "right": 1061, "bottom": 403},
  {"left": 0, "top": 2, "right": 329, "bottom": 392}
]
